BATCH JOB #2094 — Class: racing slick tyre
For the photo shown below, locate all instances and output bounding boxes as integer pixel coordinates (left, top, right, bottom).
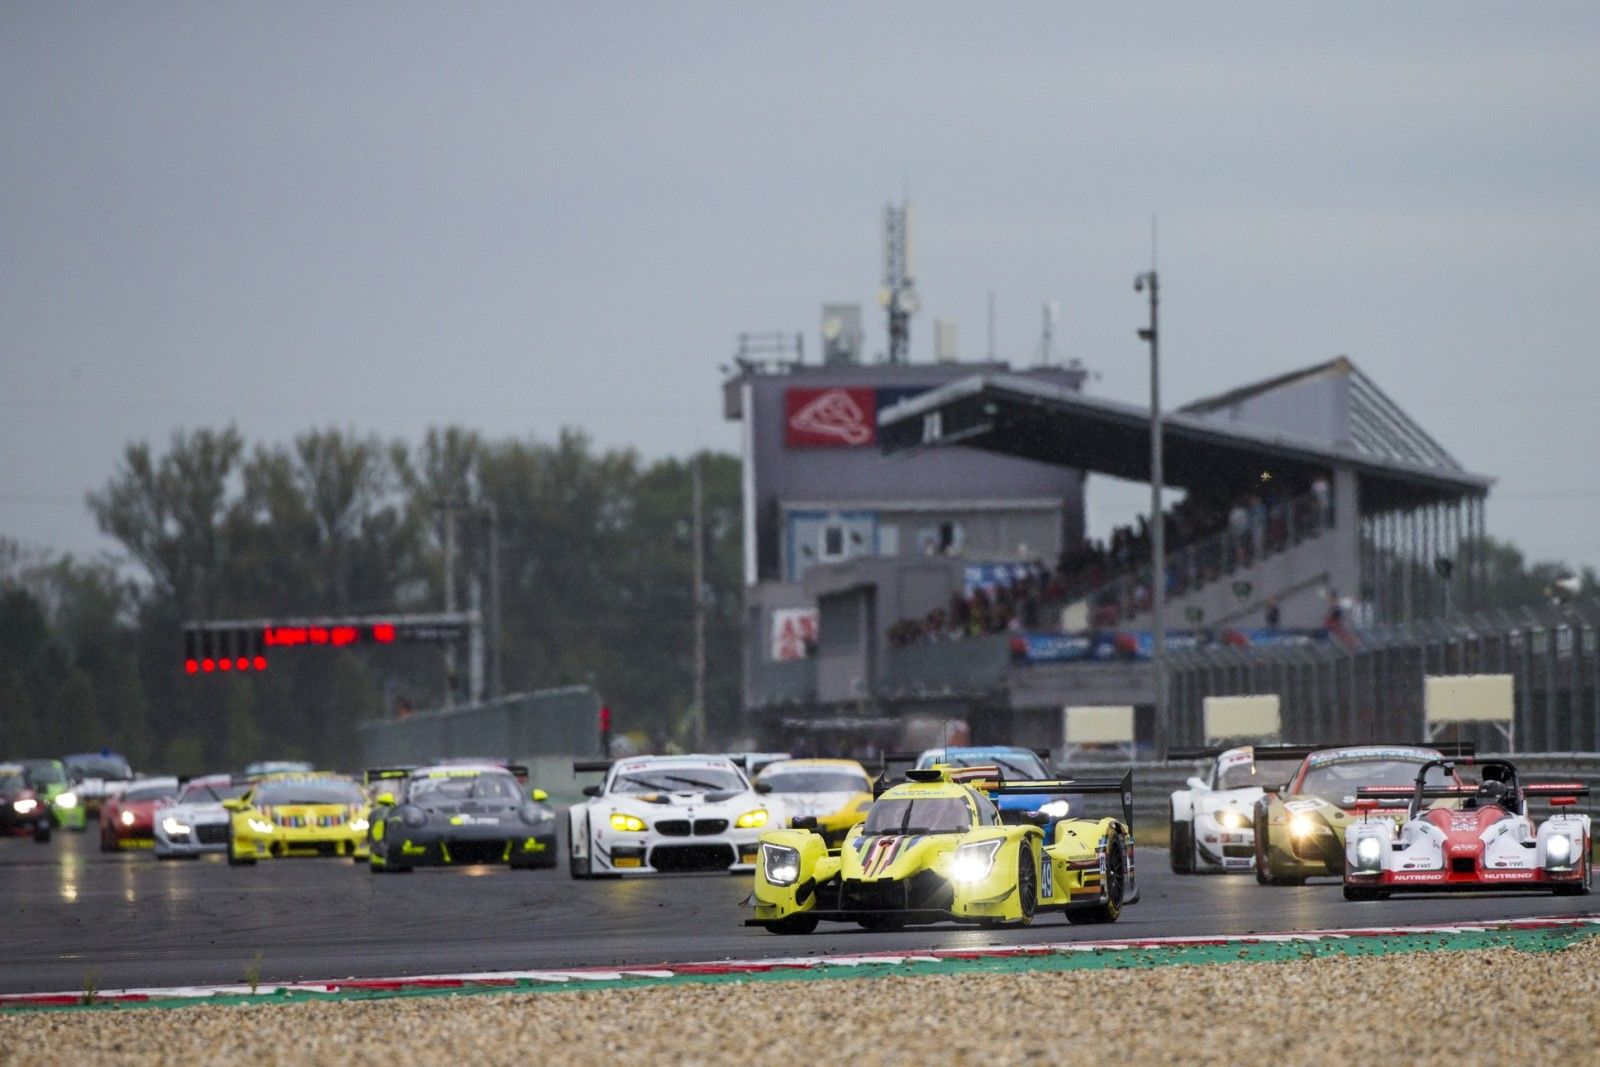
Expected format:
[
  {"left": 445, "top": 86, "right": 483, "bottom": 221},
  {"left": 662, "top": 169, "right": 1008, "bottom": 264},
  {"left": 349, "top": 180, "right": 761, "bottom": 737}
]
[
  {"left": 1169, "top": 804, "right": 1194, "bottom": 874},
  {"left": 568, "top": 852, "right": 593, "bottom": 880},
  {"left": 1067, "top": 831, "right": 1125, "bottom": 924},
  {"left": 32, "top": 822, "right": 51, "bottom": 844},
  {"left": 857, "top": 916, "right": 906, "bottom": 932},
  {"left": 226, "top": 835, "right": 255, "bottom": 866},
  {"left": 99, "top": 826, "right": 112, "bottom": 853},
  {"left": 1015, "top": 843, "right": 1037, "bottom": 924},
  {"left": 765, "top": 914, "right": 820, "bottom": 935},
  {"left": 1342, "top": 885, "right": 1379, "bottom": 902}
]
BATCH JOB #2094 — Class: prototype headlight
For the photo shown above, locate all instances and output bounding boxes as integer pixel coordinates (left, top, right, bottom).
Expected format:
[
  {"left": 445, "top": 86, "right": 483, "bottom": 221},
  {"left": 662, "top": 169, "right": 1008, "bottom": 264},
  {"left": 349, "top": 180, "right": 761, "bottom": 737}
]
[
  {"left": 1213, "top": 809, "right": 1247, "bottom": 830},
  {"left": 1038, "top": 800, "right": 1071, "bottom": 819},
  {"left": 1354, "top": 836, "right": 1382, "bottom": 869},
  {"left": 162, "top": 816, "right": 191, "bottom": 836},
  {"left": 120, "top": 810, "right": 136, "bottom": 826},
  {"left": 610, "top": 812, "right": 647, "bottom": 833},
  {"left": 1547, "top": 834, "right": 1573, "bottom": 866},
  {"left": 736, "top": 808, "right": 769, "bottom": 830},
  {"left": 1289, "top": 813, "right": 1317, "bottom": 838},
  {"left": 247, "top": 817, "right": 275, "bottom": 834},
  {"left": 349, "top": 817, "right": 369, "bottom": 833},
  {"left": 762, "top": 842, "right": 800, "bottom": 886},
  {"left": 950, "top": 838, "right": 1004, "bottom": 884},
  {"left": 56, "top": 791, "right": 78, "bottom": 810},
  {"left": 13, "top": 798, "right": 38, "bottom": 814}
]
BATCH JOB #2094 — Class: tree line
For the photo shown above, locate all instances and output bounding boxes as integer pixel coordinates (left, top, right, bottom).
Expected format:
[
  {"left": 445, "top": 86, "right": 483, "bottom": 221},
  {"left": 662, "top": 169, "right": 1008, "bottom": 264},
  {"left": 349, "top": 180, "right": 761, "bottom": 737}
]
[{"left": 0, "top": 427, "right": 741, "bottom": 774}]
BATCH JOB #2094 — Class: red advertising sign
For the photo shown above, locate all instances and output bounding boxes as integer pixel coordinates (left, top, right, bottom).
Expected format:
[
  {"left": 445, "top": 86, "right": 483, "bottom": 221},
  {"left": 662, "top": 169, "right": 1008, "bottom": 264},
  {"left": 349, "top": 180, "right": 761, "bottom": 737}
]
[
  {"left": 771, "top": 608, "right": 819, "bottom": 661},
  {"left": 784, "top": 387, "right": 877, "bottom": 447}
]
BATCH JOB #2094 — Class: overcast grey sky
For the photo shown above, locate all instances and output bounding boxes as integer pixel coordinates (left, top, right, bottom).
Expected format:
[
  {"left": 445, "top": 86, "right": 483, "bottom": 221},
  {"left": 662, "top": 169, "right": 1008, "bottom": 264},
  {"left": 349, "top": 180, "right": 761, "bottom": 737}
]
[{"left": 3, "top": 5, "right": 1598, "bottom": 568}]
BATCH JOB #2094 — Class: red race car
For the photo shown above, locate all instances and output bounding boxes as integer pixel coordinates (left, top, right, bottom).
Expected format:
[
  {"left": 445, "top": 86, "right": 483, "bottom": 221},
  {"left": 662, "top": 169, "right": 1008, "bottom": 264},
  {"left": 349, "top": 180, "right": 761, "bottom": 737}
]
[
  {"left": 1344, "top": 757, "right": 1592, "bottom": 899},
  {"left": 0, "top": 763, "right": 53, "bottom": 843},
  {"left": 99, "top": 777, "right": 180, "bottom": 852}
]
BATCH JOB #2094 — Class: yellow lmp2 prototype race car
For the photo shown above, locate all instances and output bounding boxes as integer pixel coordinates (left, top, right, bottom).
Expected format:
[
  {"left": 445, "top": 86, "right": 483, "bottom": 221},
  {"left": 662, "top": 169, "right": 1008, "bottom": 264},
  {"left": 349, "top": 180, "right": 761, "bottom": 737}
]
[
  {"left": 1253, "top": 743, "right": 1470, "bottom": 885},
  {"left": 748, "top": 765, "right": 1137, "bottom": 933},
  {"left": 223, "top": 775, "right": 372, "bottom": 864}
]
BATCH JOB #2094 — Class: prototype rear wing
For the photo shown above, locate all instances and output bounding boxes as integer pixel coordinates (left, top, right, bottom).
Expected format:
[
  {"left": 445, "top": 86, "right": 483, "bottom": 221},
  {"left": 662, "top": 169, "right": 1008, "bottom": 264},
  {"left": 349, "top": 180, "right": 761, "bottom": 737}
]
[
  {"left": 1169, "top": 744, "right": 1340, "bottom": 763},
  {"left": 969, "top": 768, "right": 1135, "bottom": 835},
  {"left": 363, "top": 767, "right": 414, "bottom": 786},
  {"left": 1522, "top": 783, "right": 1592, "bottom": 801}
]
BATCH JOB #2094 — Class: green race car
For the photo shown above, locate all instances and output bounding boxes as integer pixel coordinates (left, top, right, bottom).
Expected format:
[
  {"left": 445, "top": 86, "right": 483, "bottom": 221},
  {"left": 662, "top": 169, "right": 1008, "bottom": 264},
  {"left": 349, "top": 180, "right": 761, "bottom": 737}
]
[
  {"left": 1253, "top": 744, "right": 1466, "bottom": 885},
  {"left": 19, "top": 759, "right": 86, "bottom": 831}
]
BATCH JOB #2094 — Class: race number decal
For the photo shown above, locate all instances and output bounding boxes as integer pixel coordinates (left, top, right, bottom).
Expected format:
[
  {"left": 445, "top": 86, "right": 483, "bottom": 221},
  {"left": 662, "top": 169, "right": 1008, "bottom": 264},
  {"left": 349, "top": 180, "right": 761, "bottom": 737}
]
[{"left": 1041, "top": 853, "right": 1053, "bottom": 898}]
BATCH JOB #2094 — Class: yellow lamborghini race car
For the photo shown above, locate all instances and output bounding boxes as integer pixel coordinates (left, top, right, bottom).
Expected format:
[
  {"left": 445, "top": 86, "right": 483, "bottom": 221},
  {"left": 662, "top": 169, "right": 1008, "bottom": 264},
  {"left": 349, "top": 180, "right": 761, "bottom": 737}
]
[
  {"left": 223, "top": 775, "right": 371, "bottom": 864},
  {"left": 748, "top": 765, "right": 1137, "bottom": 933}
]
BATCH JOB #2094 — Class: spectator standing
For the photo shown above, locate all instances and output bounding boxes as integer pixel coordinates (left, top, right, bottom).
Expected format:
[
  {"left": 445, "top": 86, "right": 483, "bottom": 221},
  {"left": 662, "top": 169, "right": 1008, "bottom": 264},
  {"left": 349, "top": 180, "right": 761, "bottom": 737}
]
[
  {"left": 1228, "top": 500, "right": 1250, "bottom": 568},
  {"left": 1311, "top": 475, "right": 1332, "bottom": 528}
]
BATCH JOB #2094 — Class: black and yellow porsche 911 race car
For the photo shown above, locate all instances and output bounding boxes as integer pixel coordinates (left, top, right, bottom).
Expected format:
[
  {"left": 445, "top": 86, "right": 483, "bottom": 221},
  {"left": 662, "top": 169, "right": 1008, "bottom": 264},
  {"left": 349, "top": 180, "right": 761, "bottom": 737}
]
[
  {"left": 366, "top": 764, "right": 558, "bottom": 872},
  {"left": 748, "top": 765, "right": 1138, "bottom": 933}
]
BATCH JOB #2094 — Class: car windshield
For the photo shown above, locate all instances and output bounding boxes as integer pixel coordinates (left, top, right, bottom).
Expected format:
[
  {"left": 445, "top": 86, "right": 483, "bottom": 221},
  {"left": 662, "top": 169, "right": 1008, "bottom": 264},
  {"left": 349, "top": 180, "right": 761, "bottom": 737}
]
[
  {"left": 66, "top": 756, "right": 131, "bottom": 779},
  {"left": 0, "top": 773, "right": 26, "bottom": 792},
  {"left": 254, "top": 782, "right": 363, "bottom": 806},
  {"left": 924, "top": 752, "right": 1048, "bottom": 780},
  {"left": 612, "top": 768, "right": 746, "bottom": 794},
  {"left": 1217, "top": 758, "right": 1303, "bottom": 791},
  {"left": 123, "top": 782, "right": 179, "bottom": 802},
  {"left": 23, "top": 762, "right": 67, "bottom": 784},
  {"left": 409, "top": 773, "right": 521, "bottom": 803},
  {"left": 177, "top": 782, "right": 250, "bottom": 804},
  {"left": 757, "top": 770, "right": 869, "bottom": 794},
  {"left": 1299, "top": 759, "right": 1451, "bottom": 803},
  {"left": 862, "top": 796, "right": 972, "bottom": 835}
]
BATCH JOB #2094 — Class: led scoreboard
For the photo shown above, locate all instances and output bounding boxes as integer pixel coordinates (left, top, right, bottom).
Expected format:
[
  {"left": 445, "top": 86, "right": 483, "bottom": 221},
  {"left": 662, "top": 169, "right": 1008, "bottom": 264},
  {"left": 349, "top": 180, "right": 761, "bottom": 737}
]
[{"left": 181, "top": 613, "right": 476, "bottom": 675}]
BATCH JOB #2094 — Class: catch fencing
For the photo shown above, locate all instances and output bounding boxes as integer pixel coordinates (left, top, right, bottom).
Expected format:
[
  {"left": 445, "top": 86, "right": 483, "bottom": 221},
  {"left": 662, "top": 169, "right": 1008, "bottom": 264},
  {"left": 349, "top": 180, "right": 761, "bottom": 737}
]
[{"left": 1166, "top": 601, "right": 1600, "bottom": 754}]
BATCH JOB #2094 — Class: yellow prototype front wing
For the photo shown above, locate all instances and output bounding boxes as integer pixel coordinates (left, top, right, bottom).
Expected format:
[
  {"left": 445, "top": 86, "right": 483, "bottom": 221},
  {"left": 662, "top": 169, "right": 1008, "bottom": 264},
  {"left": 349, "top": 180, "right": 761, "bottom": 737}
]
[{"left": 228, "top": 805, "right": 371, "bottom": 864}]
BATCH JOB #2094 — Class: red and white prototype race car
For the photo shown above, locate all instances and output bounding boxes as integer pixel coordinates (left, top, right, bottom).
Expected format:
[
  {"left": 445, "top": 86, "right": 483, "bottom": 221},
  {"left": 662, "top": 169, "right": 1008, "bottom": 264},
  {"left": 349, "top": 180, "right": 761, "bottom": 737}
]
[{"left": 1343, "top": 757, "right": 1591, "bottom": 900}]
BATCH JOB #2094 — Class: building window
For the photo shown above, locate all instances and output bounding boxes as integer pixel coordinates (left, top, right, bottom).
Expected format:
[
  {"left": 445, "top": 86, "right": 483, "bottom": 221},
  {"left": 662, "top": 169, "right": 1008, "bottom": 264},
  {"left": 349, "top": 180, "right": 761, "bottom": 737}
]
[{"left": 821, "top": 524, "right": 845, "bottom": 561}]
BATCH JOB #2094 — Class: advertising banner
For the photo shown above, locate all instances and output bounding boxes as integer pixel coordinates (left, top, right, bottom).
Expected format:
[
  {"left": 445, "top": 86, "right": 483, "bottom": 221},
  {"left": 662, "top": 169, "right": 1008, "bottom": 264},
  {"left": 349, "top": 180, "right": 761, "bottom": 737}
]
[
  {"left": 770, "top": 608, "right": 819, "bottom": 661},
  {"left": 782, "top": 386, "right": 933, "bottom": 448},
  {"left": 1017, "top": 628, "right": 1326, "bottom": 664}
]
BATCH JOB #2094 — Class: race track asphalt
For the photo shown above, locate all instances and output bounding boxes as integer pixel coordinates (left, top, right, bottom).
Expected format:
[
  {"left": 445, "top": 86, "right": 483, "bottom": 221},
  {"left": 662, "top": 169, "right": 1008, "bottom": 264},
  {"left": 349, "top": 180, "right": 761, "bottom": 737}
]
[{"left": 3, "top": 828, "right": 1593, "bottom": 994}]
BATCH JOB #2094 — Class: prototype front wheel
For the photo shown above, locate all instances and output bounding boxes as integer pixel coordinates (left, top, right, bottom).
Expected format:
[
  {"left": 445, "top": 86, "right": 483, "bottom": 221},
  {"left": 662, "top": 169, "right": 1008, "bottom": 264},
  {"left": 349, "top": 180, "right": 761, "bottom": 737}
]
[
  {"left": 764, "top": 914, "right": 819, "bottom": 935},
  {"left": 1015, "top": 843, "right": 1037, "bottom": 924},
  {"left": 1069, "top": 831, "right": 1125, "bottom": 924},
  {"left": 1342, "top": 885, "right": 1379, "bottom": 902}
]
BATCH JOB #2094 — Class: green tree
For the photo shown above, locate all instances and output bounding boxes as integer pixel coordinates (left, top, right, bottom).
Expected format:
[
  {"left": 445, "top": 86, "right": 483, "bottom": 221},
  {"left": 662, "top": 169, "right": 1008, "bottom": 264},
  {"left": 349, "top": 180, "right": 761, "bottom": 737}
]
[{"left": 53, "top": 669, "right": 102, "bottom": 753}]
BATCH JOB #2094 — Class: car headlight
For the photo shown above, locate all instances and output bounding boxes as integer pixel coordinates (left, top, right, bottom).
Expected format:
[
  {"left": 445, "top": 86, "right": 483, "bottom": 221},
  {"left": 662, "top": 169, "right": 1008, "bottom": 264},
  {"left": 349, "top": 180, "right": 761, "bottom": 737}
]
[
  {"left": 56, "top": 791, "right": 78, "bottom": 810},
  {"left": 1038, "top": 800, "right": 1071, "bottom": 819},
  {"left": 736, "top": 808, "right": 768, "bottom": 830},
  {"left": 520, "top": 802, "right": 553, "bottom": 824},
  {"left": 1354, "top": 836, "right": 1382, "bottom": 869},
  {"left": 162, "top": 817, "right": 191, "bottom": 836},
  {"left": 247, "top": 817, "right": 275, "bottom": 834},
  {"left": 762, "top": 843, "right": 801, "bottom": 886},
  {"left": 950, "top": 838, "right": 1004, "bottom": 884},
  {"left": 1212, "top": 809, "right": 1248, "bottom": 830},
  {"left": 120, "top": 810, "right": 136, "bottom": 826},
  {"left": 1547, "top": 833, "right": 1573, "bottom": 867},
  {"left": 1288, "top": 813, "right": 1317, "bottom": 838},
  {"left": 610, "top": 812, "right": 647, "bottom": 833},
  {"left": 13, "top": 798, "right": 38, "bottom": 814},
  {"left": 401, "top": 806, "right": 428, "bottom": 828},
  {"left": 349, "top": 817, "right": 369, "bottom": 833}
]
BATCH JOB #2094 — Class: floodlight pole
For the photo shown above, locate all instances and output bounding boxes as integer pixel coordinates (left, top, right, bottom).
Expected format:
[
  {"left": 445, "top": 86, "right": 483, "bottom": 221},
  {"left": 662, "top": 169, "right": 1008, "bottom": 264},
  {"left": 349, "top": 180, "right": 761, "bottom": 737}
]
[{"left": 1135, "top": 268, "right": 1167, "bottom": 760}]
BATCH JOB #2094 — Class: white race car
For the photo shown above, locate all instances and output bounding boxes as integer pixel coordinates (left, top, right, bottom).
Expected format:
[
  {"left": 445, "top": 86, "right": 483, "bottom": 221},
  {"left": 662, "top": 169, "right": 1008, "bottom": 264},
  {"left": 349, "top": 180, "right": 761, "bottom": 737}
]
[
  {"left": 1168, "top": 744, "right": 1315, "bottom": 873},
  {"left": 154, "top": 774, "right": 251, "bottom": 858},
  {"left": 568, "top": 755, "right": 781, "bottom": 877}
]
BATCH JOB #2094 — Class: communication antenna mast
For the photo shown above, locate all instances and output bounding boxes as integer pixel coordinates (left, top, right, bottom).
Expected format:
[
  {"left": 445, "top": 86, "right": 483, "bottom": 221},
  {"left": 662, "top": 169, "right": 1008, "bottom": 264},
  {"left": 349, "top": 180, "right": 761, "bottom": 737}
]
[
  {"left": 879, "top": 200, "right": 919, "bottom": 364},
  {"left": 1036, "top": 301, "right": 1059, "bottom": 365}
]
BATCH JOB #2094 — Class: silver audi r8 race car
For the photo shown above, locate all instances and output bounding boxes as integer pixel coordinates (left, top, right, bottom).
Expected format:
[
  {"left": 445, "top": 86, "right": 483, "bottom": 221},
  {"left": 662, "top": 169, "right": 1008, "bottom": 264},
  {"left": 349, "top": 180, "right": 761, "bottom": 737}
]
[
  {"left": 154, "top": 774, "right": 251, "bottom": 858},
  {"left": 568, "top": 754, "right": 781, "bottom": 877}
]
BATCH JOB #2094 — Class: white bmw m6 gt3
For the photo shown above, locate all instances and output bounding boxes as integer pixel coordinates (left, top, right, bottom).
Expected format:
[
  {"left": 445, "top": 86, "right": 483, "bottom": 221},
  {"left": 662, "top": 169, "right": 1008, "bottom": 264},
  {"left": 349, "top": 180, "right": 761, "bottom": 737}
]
[{"left": 568, "top": 755, "right": 781, "bottom": 878}]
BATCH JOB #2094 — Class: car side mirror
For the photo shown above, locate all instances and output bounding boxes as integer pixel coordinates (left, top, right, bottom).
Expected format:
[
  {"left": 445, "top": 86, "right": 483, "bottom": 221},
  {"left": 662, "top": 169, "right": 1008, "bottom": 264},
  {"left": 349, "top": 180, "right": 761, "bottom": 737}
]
[
  {"left": 1186, "top": 777, "right": 1207, "bottom": 791},
  {"left": 1262, "top": 783, "right": 1285, "bottom": 795},
  {"left": 582, "top": 784, "right": 602, "bottom": 798},
  {"left": 221, "top": 798, "right": 248, "bottom": 812},
  {"left": 375, "top": 792, "right": 396, "bottom": 807},
  {"left": 791, "top": 816, "right": 818, "bottom": 831},
  {"left": 531, "top": 788, "right": 549, "bottom": 802},
  {"left": 754, "top": 782, "right": 773, "bottom": 794},
  {"left": 1018, "top": 811, "right": 1048, "bottom": 826}
]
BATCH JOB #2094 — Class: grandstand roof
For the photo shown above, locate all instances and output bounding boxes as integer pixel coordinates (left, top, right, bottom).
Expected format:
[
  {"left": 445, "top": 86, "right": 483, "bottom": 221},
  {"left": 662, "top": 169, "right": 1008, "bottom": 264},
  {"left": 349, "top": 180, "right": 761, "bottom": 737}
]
[{"left": 878, "top": 366, "right": 1491, "bottom": 512}]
